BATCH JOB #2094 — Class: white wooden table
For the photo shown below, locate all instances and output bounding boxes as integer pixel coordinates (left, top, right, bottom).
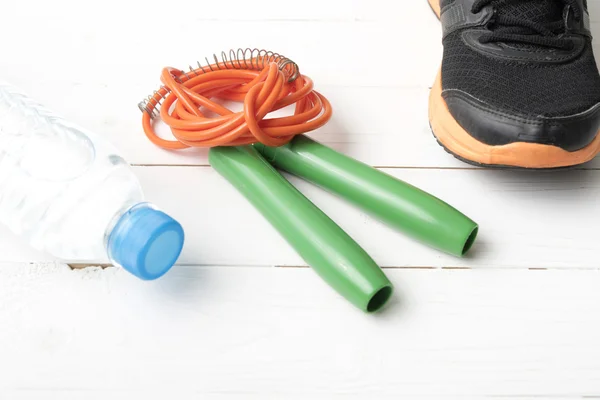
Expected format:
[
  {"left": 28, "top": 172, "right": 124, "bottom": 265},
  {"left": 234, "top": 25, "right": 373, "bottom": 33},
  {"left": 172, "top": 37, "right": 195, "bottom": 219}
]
[{"left": 2, "top": 1, "right": 600, "bottom": 398}]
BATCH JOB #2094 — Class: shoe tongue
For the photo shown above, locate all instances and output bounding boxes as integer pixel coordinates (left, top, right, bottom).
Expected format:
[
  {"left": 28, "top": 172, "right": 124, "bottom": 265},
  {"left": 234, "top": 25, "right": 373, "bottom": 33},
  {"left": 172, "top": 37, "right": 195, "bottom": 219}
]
[{"left": 496, "top": 0, "right": 564, "bottom": 24}]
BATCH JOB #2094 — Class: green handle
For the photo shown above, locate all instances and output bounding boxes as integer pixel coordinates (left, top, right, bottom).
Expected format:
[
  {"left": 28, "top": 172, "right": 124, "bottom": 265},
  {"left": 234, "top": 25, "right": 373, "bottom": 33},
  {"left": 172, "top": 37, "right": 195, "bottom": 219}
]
[
  {"left": 254, "top": 136, "right": 478, "bottom": 257},
  {"left": 209, "top": 146, "right": 393, "bottom": 312}
]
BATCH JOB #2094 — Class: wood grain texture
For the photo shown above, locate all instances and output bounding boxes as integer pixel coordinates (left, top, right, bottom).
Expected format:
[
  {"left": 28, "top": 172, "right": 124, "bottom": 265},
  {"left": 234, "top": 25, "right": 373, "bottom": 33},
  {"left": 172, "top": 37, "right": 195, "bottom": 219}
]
[
  {"left": 1, "top": 1, "right": 599, "bottom": 168},
  {"left": 1, "top": 263, "right": 600, "bottom": 399},
  {"left": 2, "top": 0, "right": 600, "bottom": 397},
  {"left": 0, "top": 166, "right": 599, "bottom": 269}
]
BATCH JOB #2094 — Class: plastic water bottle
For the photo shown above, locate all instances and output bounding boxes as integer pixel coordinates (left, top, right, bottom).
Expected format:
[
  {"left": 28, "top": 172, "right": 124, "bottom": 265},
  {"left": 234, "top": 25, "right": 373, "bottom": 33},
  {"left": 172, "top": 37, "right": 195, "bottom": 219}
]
[{"left": 0, "top": 82, "right": 185, "bottom": 280}]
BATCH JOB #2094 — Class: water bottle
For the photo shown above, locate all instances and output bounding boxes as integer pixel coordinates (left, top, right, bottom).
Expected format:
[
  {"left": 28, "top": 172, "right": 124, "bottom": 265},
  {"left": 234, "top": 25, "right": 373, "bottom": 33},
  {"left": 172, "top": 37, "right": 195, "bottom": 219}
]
[{"left": 0, "top": 82, "right": 185, "bottom": 280}]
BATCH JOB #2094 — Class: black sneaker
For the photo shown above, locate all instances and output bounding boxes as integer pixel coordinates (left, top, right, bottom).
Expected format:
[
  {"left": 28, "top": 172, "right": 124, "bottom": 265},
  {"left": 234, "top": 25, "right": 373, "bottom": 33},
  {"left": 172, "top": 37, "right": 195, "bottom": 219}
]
[{"left": 428, "top": 0, "right": 600, "bottom": 168}]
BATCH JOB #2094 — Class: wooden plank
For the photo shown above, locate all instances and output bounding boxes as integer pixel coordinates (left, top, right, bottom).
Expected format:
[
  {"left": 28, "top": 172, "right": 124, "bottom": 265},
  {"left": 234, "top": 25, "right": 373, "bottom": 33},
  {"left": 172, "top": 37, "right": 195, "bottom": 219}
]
[
  {"left": 2, "top": 1, "right": 599, "bottom": 92},
  {"left": 7, "top": 82, "right": 600, "bottom": 169},
  {"left": 1, "top": 263, "right": 599, "bottom": 398},
  {"left": 0, "top": 21, "right": 442, "bottom": 89},
  {"left": 1, "top": 85, "right": 453, "bottom": 168},
  {"left": 38, "top": 85, "right": 452, "bottom": 168},
  {"left": 3, "top": 0, "right": 599, "bottom": 25},
  {"left": 2, "top": 2, "right": 600, "bottom": 169},
  {"left": 0, "top": 166, "right": 599, "bottom": 269},
  {"left": 0, "top": 0, "right": 414, "bottom": 23}
]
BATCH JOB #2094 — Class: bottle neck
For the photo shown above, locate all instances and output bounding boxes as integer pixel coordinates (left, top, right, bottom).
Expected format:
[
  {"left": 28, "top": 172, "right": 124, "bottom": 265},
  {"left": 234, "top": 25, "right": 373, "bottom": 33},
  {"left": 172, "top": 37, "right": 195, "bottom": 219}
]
[
  {"left": 104, "top": 202, "right": 184, "bottom": 280},
  {"left": 103, "top": 202, "right": 152, "bottom": 252}
]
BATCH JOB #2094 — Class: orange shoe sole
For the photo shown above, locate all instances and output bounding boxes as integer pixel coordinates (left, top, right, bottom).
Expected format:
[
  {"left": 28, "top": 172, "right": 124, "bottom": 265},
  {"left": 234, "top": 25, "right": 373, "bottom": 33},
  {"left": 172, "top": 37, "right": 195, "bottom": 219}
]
[{"left": 427, "top": 0, "right": 600, "bottom": 168}]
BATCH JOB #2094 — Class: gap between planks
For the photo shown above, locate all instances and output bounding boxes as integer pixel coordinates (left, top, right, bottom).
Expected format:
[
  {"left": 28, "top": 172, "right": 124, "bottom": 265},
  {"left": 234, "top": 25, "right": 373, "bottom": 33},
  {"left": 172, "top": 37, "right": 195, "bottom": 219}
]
[
  {"left": 131, "top": 163, "right": 600, "bottom": 171},
  {"left": 65, "top": 264, "right": 569, "bottom": 271}
]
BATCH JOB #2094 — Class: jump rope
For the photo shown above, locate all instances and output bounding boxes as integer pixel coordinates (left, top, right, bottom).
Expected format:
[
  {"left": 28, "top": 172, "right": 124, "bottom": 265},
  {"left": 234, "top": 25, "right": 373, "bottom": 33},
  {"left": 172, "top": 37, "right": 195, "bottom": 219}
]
[
  {"left": 140, "top": 50, "right": 332, "bottom": 148},
  {"left": 139, "top": 48, "right": 479, "bottom": 313}
]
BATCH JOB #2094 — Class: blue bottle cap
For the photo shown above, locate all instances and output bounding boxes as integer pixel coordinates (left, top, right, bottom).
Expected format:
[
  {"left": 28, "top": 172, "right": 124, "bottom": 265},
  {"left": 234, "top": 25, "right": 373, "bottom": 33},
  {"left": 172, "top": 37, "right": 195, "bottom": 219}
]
[{"left": 107, "top": 203, "right": 184, "bottom": 280}]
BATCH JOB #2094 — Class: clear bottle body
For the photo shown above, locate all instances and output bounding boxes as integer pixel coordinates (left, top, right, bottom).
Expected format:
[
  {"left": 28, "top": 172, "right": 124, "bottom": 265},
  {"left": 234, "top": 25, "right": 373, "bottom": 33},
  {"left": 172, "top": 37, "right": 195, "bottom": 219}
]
[{"left": 0, "top": 82, "right": 144, "bottom": 261}]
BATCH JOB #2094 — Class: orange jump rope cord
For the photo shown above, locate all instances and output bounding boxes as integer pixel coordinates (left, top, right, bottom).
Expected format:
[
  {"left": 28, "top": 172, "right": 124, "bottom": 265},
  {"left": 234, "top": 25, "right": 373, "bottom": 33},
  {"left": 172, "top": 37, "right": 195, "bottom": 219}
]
[{"left": 142, "top": 62, "right": 332, "bottom": 149}]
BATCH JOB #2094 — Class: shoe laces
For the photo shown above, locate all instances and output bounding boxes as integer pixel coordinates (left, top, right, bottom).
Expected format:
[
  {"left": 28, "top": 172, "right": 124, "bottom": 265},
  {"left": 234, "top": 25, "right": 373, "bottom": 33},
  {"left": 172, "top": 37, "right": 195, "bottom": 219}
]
[{"left": 471, "top": 0, "right": 583, "bottom": 49}]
